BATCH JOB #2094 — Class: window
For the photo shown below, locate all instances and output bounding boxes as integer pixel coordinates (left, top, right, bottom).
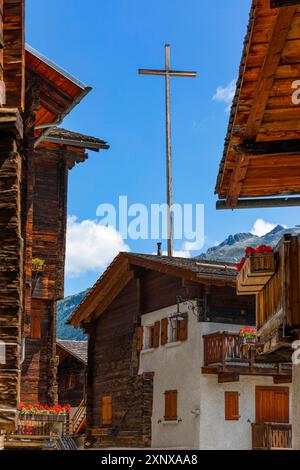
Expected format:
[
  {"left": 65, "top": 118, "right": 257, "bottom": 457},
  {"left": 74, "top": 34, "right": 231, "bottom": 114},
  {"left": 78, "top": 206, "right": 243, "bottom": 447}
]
[
  {"left": 136, "top": 326, "right": 143, "bottom": 353},
  {"left": 102, "top": 396, "right": 112, "bottom": 425},
  {"left": 161, "top": 318, "right": 168, "bottom": 346},
  {"left": 146, "top": 322, "right": 160, "bottom": 349},
  {"left": 164, "top": 390, "right": 178, "bottom": 421},
  {"left": 65, "top": 372, "right": 76, "bottom": 391},
  {"left": 170, "top": 316, "right": 188, "bottom": 343},
  {"left": 149, "top": 325, "right": 155, "bottom": 348},
  {"left": 30, "top": 312, "right": 41, "bottom": 339},
  {"left": 225, "top": 392, "right": 240, "bottom": 421}
]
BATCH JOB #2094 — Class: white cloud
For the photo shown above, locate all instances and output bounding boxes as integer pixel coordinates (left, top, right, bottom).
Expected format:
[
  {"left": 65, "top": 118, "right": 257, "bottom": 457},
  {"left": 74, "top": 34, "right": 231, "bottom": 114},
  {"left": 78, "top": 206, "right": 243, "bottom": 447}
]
[
  {"left": 65, "top": 216, "right": 130, "bottom": 278},
  {"left": 251, "top": 219, "right": 277, "bottom": 237},
  {"left": 213, "top": 79, "right": 236, "bottom": 112}
]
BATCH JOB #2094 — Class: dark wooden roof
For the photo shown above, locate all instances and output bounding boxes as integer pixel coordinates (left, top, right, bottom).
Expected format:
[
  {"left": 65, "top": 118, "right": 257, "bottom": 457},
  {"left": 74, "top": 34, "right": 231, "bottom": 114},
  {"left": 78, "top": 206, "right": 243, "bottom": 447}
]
[
  {"left": 56, "top": 340, "right": 88, "bottom": 365},
  {"left": 215, "top": 1, "right": 300, "bottom": 207},
  {"left": 44, "top": 127, "right": 110, "bottom": 151},
  {"left": 69, "top": 252, "right": 237, "bottom": 328}
]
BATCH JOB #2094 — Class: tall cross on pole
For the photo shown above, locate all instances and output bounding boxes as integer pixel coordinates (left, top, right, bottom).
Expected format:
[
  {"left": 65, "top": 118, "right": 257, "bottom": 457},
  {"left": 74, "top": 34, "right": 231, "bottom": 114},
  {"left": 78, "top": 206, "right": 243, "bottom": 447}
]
[{"left": 138, "top": 44, "right": 197, "bottom": 257}]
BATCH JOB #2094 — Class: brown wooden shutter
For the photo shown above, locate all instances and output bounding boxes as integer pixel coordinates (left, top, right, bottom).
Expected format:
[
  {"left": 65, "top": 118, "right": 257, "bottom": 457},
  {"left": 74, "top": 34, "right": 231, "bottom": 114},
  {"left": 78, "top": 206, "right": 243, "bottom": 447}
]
[
  {"left": 255, "top": 386, "right": 289, "bottom": 424},
  {"left": 30, "top": 312, "right": 41, "bottom": 339},
  {"left": 161, "top": 318, "right": 168, "bottom": 346},
  {"left": 225, "top": 392, "right": 239, "bottom": 420},
  {"left": 102, "top": 396, "right": 112, "bottom": 425},
  {"left": 164, "top": 390, "right": 178, "bottom": 421},
  {"left": 153, "top": 321, "right": 160, "bottom": 348},
  {"left": 178, "top": 317, "right": 188, "bottom": 342},
  {"left": 136, "top": 326, "right": 143, "bottom": 353}
]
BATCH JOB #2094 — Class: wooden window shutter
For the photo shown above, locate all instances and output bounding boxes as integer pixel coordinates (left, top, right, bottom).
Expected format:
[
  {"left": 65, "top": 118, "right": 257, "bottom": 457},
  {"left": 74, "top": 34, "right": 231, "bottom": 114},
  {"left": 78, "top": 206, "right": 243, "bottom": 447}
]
[
  {"left": 178, "top": 317, "right": 188, "bottom": 342},
  {"left": 102, "top": 396, "right": 112, "bottom": 425},
  {"left": 164, "top": 390, "right": 178, "bottom": 421},
  {"left": 161, "top": 318, "right": 168, "bottom": 346},
  {"left": 225, "top": 392, "right": 239, "bottom": 420},
  {"left": 136, "top": 326, "right": 143, "bottom": 353},
  {"left": 30, "top": 312, "right": 41, "bottom": 339},
  {"left": 153, "top": 321, "right": 160, "bottom": 348},
  {"left": 65, "top": 372, "right": 76, "bottom": 390}
]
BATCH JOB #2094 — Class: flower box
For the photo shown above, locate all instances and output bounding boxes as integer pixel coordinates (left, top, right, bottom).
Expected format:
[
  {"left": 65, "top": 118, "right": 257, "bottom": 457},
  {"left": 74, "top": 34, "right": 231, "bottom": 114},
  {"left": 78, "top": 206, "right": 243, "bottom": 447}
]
[
  {"left": 237, "top": 252, "right": 275, "bottom": 295},
  {"left": 32, "top": 258, "right": 45, "bottom": 272}
]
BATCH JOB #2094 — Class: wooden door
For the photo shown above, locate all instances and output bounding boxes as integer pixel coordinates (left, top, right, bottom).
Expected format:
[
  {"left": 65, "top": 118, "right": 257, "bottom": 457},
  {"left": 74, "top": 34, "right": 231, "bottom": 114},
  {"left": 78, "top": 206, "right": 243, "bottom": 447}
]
[{"left": 256, "top": 387, "right": 289, "bottom": 424}]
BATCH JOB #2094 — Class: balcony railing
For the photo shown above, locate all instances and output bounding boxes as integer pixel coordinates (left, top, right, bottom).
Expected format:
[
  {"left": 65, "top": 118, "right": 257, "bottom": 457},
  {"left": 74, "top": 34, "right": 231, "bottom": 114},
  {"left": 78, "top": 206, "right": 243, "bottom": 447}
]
[
  {"left": 16, "top": 413, "right": 67, "bottom": 436},
  {"left": 203, "top": 332, "right": 251, "bottom": 367},
  {"left": 252, "top": 423, "right": 292, "bottom": 450},
  {"left": 202, "top": 332, "right": 292, "bottom": 380}
]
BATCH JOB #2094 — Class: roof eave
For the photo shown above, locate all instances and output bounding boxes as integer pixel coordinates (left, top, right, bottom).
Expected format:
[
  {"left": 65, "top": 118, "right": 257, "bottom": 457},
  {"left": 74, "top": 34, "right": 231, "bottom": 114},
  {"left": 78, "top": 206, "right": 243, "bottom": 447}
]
[{"left": 43, "top": 136, "right": 110, "bottom": 152}]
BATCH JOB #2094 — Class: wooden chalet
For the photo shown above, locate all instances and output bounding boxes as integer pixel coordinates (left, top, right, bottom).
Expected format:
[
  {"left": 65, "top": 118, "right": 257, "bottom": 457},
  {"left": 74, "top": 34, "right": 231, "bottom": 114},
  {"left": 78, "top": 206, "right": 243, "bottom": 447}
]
[
  {"left": 68, "top": 252, "right": 273, "bottom": 448},
  {"left": 214, "top": 0, "right": 300, "bottom": 359},
  {"left": 57, "top": 340, "right": 87, "bottom": 408},
  {"left": 214, "top": 0, "right": 300, "bottom": 449},
  {"left": 57, "top": 340, "right": 87, "bottom": 436},
  {"left": 215, "top": 0, "right": 300, "bottom": 210},
  {"left": 0, "top": 0, "right": 109, "bottom": 433}
]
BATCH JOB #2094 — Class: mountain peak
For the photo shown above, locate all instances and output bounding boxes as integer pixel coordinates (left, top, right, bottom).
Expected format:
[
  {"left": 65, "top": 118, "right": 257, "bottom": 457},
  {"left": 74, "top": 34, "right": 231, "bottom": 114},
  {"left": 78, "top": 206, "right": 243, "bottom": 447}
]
[
  {"left": 197, "top": 225, "right": 294, "bottom": 264},
  {"left": 265, "top": 225, "right": 285, "bottom": 236}
]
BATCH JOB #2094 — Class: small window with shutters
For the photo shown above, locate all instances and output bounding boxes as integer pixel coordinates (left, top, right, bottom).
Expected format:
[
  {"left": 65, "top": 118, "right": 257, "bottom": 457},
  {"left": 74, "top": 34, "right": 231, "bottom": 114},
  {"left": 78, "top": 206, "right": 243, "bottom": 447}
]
[
  {"left": 146, "top": 322, "right": 160, "bottom": 349},
  {"left": 30, "top": 312, "right": 41, "bottom": 339},
  {"left": 225, "top": 392, "right": 240, "bottom": 421},
  {"left": 164, "top": 390, "right": 178, "bottom": 421},
  {"left": 102, "top": 396, "right": 112, "bottom": 426},
  {"left": 146, "top": 325, "right": 155, "bottom": 348},
  {"left": 170, "top": 315, "right": 188, "bottom": 343},
  {"left": 161, "top": 318, "right": 169, "bottom": 346}
]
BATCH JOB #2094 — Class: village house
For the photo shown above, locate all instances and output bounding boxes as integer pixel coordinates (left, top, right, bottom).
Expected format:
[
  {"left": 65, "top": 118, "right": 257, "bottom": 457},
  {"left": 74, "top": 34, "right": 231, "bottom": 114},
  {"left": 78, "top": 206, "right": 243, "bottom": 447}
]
[
  {"left": 69, "top": 252, "right": 292, "bottom": 450},
  {"left": 0, "top": 0, "right": 109, "bottom": 437},
  {"left": 215, "top": 0, "right": 300, "bottom": 450},
  {"left": 57, "top": 340, "right": 87, "bottom": 410},
  {"left": 56, "top": 340, "right": 87, "bottom": 435}
]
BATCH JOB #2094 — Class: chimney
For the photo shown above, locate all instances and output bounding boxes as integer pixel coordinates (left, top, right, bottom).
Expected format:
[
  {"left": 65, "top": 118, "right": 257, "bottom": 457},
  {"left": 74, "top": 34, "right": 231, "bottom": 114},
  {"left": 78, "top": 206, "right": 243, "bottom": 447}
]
[{"left": 157, "top": 242, "right": 162, "bottom": 256}]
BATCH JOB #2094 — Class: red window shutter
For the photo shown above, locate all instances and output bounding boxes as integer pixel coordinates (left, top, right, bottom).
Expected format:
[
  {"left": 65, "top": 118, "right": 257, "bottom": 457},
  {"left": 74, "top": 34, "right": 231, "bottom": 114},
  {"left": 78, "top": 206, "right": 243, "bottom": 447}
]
[
  {"left": 30, "top": 312, "right": 41, "bottom": 339},
  {"left": 153, "top": 321, "right": 160, "bottom": 348},
  {"left": 161, "top": 318, "right": 168, "bottom": 346},
  {"left": 164, "top": 390, "right": 178, "bottom": 421},
  {"left": 178, "top": 317, "right": 188, "bottom": 342},
  {"left": 102, "top": 396, "right": 112, "bottom": 425},
  {"left": 225, "top": 392, "right": 239, "bottom": 420},
  {"left": 136, "top": 326, "right": 143, "bottom": 353}
]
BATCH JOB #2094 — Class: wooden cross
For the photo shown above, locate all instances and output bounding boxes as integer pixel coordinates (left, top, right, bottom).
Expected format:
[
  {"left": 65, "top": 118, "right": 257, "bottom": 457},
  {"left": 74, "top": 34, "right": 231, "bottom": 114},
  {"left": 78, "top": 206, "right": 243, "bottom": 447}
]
[{"left": 139, "top": 44, "right": 197, "bottom": 257}]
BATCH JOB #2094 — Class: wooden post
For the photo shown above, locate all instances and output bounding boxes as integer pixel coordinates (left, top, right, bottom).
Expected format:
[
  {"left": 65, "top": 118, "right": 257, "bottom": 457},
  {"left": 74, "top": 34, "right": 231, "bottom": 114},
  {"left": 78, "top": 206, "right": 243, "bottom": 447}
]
[{"left": 138, "top": 46, "right": 197, "bottom": 257}]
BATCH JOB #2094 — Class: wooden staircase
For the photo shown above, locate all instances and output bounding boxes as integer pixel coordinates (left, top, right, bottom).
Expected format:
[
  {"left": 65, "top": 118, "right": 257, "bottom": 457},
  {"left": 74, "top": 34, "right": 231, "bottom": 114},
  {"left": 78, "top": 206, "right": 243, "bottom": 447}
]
[{"left": 69, "top": 401, "right": 86, "bottom": 436}]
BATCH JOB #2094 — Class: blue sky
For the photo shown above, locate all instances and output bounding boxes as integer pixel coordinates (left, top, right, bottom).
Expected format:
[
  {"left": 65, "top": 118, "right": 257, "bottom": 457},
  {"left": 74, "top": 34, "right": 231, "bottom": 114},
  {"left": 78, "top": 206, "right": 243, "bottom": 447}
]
[{"left": 26, "top": 0, "right": 300, "bottom": 296}]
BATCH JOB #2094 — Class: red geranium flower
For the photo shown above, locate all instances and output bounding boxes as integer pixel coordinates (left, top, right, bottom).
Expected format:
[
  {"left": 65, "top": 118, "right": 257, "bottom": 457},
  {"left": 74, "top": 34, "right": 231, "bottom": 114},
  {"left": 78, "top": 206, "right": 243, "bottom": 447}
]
[{"left": 245, "top": 246, "right": 256, "bottom": 257}]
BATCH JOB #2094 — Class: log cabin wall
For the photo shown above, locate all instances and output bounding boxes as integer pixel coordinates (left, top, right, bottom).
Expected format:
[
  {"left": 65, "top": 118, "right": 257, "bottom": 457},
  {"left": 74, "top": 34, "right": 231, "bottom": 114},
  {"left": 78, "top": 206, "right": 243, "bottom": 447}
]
[
  {"left": 86, "top": 278, "right": 154, "bottom": 448},
  {"left": 140, "top": 270, "right": 255, "bottom": 324},
  {"left": 3, "top": 0, "right": 25, "bottom": 110},
  {"left": 0, "top": 1, "right": 3, "bottom": 87},
  {"left": 21, "top": 147, "right": 68, "bottom": 404},
  {"left": 0, "top": 0, "right": 24, "bottom": 431}
]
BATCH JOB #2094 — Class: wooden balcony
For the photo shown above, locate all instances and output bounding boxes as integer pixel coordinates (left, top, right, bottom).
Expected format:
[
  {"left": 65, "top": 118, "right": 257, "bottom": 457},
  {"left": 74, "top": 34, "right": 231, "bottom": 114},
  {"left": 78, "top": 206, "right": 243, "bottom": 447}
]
[
  {"left": 252, "top": 423, "right": 292, "bottom": 450},
  {"left": 4, "top": 413, "right": 68, "bottom": 450},
  {"left": 202, "top": 332, "right": 292, "bottom": 383}
]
